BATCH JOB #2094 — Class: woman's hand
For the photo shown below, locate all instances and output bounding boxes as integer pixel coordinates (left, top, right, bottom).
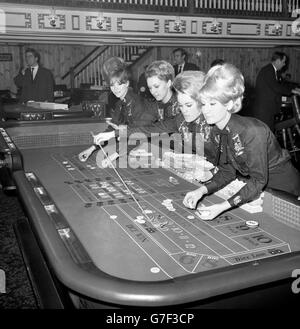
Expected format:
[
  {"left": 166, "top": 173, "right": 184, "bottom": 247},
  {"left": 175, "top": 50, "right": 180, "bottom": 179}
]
[
  {"left": 183, "top": 185, "right": 208, "bottom": 209},
  {"left": 196, "top": 201, "right": 231, "bottom": 221},
  {"left": 93, "top": 131, "right": 115, "bottom": 145},
  {"left": 78, "top": 145, "right": 96, "bottom": 162}
]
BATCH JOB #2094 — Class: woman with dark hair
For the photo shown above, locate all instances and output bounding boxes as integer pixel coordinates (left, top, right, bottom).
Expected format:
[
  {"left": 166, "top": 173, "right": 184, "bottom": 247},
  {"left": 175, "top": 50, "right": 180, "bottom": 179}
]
[
  {"left": 92, "top": 59, "right": 181, "bottom": 146},
  {"left": 78, "top": 57, "right": 153, "bottom": 161}
]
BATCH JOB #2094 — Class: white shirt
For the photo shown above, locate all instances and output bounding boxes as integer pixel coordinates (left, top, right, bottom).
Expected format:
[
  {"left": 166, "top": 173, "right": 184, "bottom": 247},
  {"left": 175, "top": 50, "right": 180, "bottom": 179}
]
[
  {"left": 271, "top": 63, "right": 278, "bottom": 80},
  {"left": 30, "top": 65, "right": 39, "bottom": 80},
  {"left": 178, "top": 63, "right": 185, "bottom": 73}
]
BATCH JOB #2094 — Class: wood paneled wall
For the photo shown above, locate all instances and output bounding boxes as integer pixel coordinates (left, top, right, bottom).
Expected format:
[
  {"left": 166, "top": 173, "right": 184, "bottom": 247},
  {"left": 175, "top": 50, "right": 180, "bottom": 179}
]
[
  {"left": 1, "top": 43, "right": 299, "bottom": 93},
  {"left": 161, "top": 46, "right": 300, "bottom": 86},
  {"left": 0, "top": 44, "right": 94, "bottom": 93}
]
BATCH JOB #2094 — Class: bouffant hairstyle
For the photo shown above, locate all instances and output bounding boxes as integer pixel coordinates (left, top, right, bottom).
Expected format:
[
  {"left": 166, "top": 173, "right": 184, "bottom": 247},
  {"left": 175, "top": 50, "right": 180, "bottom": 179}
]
[
  {"left": 199, "top": 63, "right": 245, "bottom": 113},
  {"left": 145, "top": 60, "right": 174, "bottom": 83},
  {"left": 172, "top": 70, "right": 206, "bottom": 103},
  {"left": 102, "top": 56, "right": 130, "bottom": 84}
]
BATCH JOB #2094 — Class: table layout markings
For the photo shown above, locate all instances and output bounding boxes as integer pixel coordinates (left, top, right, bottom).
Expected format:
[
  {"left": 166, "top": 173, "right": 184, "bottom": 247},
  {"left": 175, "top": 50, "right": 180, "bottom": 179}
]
[
  {"left": 161, "top": 195, "right": 288, "bottom": 256},
  {"left": 121, "top": 167, "right": 190, "bottom": 195},
  {"left": 192, "top": 197, "right": 271, "bottom": 253},
  {"left": 69, "top": 184, "right": 97, "bottom": 203},
  {"left": 223, "top": 242, "right": 292, "bottom": 259},
  {"left": 224, "top": 243, "right": 291, "bottom": 265},
  {"left": 136, "top": 196, "right": 228, "bottom": 260},
  {"left": 52, "top": 154, "right": 86, "bottom": 180},
  {"left": 158, "top": 199, "right": 240, "bottom": 254},
  {"left": 71, "top": 156, "right": 100, "bottom": 179},
  {"left": 203, "top": 198, "right": 289, "bottom": 249},
  {"left": 204, "top": 196, "right": 288, "bottom": 241},
  {"left": 118, "top": 167, "right": 162, "bottom": 195},
  {"left": 117, "top": 204, "right": 183, "bottom": 255},
  {"left": 101, "top": 208, "right": 174, "bottom": 279},
  {"left": 113, "top": 203, "right": 221, "bottom": 273},
  {"left": 124, "top": 201, "right": 206, "bottom": 256},
  {"left": 102, "top": 207, "right": 188, "bottom": 277},
  {"left": 52, "top": 153, "right": 294, "bottom": 268},
  {"left": 148, "top": 193, "right": 244, "bottom": 255}
]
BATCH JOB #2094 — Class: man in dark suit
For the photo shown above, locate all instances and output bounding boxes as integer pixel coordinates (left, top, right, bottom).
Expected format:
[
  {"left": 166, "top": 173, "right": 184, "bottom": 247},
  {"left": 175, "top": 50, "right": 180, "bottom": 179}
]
[
  {"left": 14, "top": 48, "right": 54, "bottom": 103},
  {"left": 172, "top": 48, "right": 199, "bottom": 76},
  {"left": 253, "top": 51, "right": 300, "bottom": 131}
]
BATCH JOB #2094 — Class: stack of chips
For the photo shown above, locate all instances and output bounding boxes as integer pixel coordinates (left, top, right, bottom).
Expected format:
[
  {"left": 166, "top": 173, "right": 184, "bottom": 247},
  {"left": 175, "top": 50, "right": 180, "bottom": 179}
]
[{"left": 162, "top": 199, "right": 176, "bottom": 212}]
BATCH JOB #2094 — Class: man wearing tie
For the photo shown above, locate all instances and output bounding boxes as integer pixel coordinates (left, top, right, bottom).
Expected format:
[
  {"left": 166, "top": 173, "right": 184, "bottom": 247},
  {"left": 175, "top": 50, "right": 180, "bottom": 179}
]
[
  {"left": 14, "top": 48, "right": 55, "bottom": 104},
  {"left": 172, "top": 48, "right": 199, "bottom": 76},
  {"left": 253, "top": 51, "right": 299, "bottom": 131}
]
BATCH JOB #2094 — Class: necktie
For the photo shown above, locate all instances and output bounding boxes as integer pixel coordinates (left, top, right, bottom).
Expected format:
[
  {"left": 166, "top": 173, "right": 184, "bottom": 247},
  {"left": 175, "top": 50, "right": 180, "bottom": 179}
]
[
  {"left": 178, "top": 65, "right": 182, "bottom": 74},
  {"left": 215, "top": 132, "right": 228, "bottom": 166},
  {"left": 31, "top": 67, "right": 34, "bottom": 82}
]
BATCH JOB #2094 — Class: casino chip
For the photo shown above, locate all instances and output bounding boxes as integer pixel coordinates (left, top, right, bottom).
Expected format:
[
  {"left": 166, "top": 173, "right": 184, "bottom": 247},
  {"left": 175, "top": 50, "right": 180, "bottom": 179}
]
[
  {"left": 150, "top": 267, "right": 160, "bottom": 274},
  {"left": 246, "top": 220, "right": 259, "bottom": 228},
  {"left": 135, "top": 215, "right": 146, "bottom": 224},
  {"left": 168, "top": 176, "right": 179, "bottom": 185},
  {"left": 135, "top": 218, "right": 146, "bottom": 224},
  {"left": 152, "top": 214, "right": 169, "bottom": 228}
]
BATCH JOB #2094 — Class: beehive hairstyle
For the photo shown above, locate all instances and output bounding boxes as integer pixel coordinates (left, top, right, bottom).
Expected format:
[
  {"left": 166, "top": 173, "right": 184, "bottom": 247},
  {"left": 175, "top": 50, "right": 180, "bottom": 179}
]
[
  {"left": 199, "top": 63, "right": 245, "bottom": 113},
  {"left": 102, "top": 56, "right": 130, "bottom": 84},
  {"left": 173, "top": 70, "right": 206, "bottom": 103}
]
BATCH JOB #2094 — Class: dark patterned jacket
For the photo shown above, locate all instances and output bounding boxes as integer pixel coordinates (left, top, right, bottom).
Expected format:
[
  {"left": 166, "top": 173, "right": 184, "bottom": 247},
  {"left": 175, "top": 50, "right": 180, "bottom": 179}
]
[
  {"left": 177, "top": 113, "right": 217, "bottom": 163},
  {"left": 136, "top": 111, "right": 217, "bottom": 164},
  {"left": 204, "top": 114, "right": 295, "bottom": 206},
  {"left": 110, "top": 88, "right": 154, "bottom": 127},
  {"left": 148, "top": 92, "right": 181, "bottom": 131}
]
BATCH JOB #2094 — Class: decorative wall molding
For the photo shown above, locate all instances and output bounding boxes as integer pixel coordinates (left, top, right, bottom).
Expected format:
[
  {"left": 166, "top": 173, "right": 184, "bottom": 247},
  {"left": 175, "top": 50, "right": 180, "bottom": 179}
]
[
  {"left": 0, "top": 3, "right": 299, "bottom": 45},
  {"left": 227, "top": 22, "right": 261, "bottom": 36},
  {"left": 117, "top": 18, "right": 159, "bottom": 33},
  {"left": 86, "top": 16, "right": 111, "bottom": 31},
  {"left": 38, "top": 13, "right": 66, "bottom": 30},
  {"left": 5, "top": 11, "right": 31, "bottom": 28}
]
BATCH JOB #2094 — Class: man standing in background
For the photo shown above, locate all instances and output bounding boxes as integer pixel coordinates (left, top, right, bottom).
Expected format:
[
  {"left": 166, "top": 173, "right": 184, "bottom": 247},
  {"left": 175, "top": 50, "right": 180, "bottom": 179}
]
[
  {"left": 172, "top": 48, "right": 199, "bottom": 76},
  {"left": 253, "top": 51, "right": 300, "bottom": 131},
  {"left": 14, "top": 48, "right": 55, "bottom": 103}
]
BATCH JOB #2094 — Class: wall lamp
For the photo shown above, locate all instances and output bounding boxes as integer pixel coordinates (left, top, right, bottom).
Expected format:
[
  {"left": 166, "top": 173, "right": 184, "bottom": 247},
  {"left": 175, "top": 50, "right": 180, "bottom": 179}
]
[
  {"left": 48, "top": 7, "right": 58, "bottom": 27},
  {"left": 211, "top": 18, "right": 219, "bottom": 32},
  {"left": 272, "top": 21, "right": 282, "bottom": 35},
  {"left": 96, "top": 12, "right": 106, "bottom": 30},
  {"left": 174, "top": 16, "right": 183, "bottom": 32}
]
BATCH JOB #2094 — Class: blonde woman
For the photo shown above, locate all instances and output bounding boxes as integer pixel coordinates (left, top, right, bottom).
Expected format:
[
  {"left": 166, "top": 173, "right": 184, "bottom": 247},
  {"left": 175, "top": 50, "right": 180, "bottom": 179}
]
[{"left": 183, "top": 63, "right": 300, "bottom": 220}]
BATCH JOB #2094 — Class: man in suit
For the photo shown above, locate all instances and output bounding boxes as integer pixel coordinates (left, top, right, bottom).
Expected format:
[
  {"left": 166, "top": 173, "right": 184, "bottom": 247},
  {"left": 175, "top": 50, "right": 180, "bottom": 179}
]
[
  {"left": 253, "top": 51, "right": 300, "bottom": 131},
  {"left": 172, "top": 48, "right": 199, "bottom": 76},
  {"left": 14, "top": 48, "right": 55, "bottom": 103}
]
